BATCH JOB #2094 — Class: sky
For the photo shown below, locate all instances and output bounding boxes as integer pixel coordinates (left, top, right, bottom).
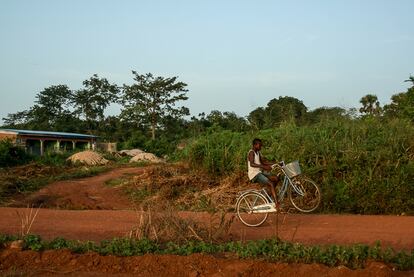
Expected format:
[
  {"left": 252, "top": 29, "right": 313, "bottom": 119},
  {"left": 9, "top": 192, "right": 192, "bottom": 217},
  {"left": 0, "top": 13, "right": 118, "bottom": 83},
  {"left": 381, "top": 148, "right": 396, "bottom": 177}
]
[{"left": 0, "top": 0, "right": 413, "bottom": 122}]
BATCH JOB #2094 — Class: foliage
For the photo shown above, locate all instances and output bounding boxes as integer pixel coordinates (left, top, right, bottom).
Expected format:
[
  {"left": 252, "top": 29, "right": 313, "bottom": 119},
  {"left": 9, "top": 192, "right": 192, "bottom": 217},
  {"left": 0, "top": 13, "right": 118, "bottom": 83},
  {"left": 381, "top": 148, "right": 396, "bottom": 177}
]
[
  {"left": 0, "top": 140, "right": 31, "bottom": 167},
  {"left": 181, "top": 118, "right": 414, "bottom": 214},
  {"left": 71, "top": 74, "right": 119, "bottom": 132},
  {"left": 384, "top": 76, "right": 414, "bottom": 121},
  {"left": 359, "top": 94, "right": 382, "bottom": 116},
  {"left": 2, "top": 73, "right": 413, "bottom": 159},
  {"left": 305, "top": 106, "right": 348, "bottom": 124},
  {"left": 248, "top": 96, "right": 307, "bottom": 129},
  {"left": 1, "top": 235, "right": 413, "bottom": 270},
  {"left": 121, "top": 71, "right": 189, "bottom": 140}
]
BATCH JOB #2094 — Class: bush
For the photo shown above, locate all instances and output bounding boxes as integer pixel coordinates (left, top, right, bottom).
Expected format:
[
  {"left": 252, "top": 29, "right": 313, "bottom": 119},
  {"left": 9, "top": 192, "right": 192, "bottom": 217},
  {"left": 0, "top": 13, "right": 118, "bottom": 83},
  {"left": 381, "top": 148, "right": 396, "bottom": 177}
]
[
  {"left": 36, "top": 151, "right": 72, "bottom": 166},
  {"left": 180, "top": 118, "right": 414, "bottom": 214},
  {"left": 0, "top": 140, "right": 31, "bottom": 167}
]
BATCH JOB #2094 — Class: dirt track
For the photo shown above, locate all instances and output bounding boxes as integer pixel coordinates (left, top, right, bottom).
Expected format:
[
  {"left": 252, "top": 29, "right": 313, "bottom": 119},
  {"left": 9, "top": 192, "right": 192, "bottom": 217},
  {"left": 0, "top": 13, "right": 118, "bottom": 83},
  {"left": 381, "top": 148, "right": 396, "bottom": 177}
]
[
  {"left": 1, "top": 207, "right": 413, "bottom": 250},
  {"left": 8, "top": 167, "right": 145, "bottom": 209}
]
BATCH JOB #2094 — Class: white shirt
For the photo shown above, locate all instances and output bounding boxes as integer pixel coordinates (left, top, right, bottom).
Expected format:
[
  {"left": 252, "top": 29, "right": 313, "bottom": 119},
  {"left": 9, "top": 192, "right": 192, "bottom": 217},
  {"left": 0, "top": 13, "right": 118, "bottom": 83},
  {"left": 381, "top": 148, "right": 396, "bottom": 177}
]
[{"left": 247, "top": 149, "right": 262, "bottom": 180}]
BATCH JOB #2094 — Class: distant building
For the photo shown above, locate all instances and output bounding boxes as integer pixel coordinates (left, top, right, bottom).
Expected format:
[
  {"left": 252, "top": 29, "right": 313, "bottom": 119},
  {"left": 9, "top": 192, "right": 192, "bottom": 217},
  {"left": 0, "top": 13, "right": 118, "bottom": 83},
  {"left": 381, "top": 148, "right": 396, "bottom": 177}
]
[{"left": 0, "top": 129, "right": 97, "bottom": 156}]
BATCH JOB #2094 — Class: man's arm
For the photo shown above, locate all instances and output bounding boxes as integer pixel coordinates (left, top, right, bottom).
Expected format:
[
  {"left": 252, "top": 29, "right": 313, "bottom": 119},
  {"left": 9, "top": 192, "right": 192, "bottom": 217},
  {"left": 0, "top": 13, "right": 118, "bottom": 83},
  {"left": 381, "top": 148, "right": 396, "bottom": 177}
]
[
  {"left": 260, "top": 154, "right": 279, "bottom": 171},
  {"left": 260, "top": 154, "right": 275, "bottom": 166}
]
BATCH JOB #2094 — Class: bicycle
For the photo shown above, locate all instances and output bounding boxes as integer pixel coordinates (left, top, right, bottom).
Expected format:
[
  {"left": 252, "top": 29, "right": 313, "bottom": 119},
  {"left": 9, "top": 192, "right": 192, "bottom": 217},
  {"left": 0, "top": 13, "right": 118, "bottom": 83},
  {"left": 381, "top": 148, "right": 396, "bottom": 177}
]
[{"left": 236, "top": 161, "right": 321, "bottom": 227}]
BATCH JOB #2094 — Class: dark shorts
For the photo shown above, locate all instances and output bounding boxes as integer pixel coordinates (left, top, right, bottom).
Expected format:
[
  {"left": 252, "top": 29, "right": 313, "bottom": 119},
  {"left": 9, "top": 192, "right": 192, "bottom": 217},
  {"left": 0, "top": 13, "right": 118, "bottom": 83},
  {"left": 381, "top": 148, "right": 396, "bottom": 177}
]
[{"left": 251, "top": 172, "right": 272, "bottom": 185}]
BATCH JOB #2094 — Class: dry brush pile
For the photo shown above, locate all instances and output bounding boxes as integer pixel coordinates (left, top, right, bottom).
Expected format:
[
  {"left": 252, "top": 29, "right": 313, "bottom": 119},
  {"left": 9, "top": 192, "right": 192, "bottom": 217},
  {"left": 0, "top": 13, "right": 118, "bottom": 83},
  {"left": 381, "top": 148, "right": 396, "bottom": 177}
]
[{"left": 115, "top": 163, "right": 253, "bottom": 212}]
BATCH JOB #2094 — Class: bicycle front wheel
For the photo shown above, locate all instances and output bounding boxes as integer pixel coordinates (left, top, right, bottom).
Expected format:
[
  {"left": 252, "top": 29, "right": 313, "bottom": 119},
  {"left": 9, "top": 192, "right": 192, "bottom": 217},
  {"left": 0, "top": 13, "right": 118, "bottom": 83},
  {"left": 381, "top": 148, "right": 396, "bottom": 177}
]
[
  {"left": 236, "top": 192, "right": 269, "bottom": 227},
  {"left": 289, "top": 176, "right": 321, "bottom": 213}
]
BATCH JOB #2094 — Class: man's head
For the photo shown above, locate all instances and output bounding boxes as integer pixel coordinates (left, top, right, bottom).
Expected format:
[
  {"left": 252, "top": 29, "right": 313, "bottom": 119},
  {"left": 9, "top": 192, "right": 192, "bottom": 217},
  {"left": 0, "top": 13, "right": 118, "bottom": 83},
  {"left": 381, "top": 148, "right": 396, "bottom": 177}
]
[{"left": 252, "top": 138, "right": 262, "bottom": 151}]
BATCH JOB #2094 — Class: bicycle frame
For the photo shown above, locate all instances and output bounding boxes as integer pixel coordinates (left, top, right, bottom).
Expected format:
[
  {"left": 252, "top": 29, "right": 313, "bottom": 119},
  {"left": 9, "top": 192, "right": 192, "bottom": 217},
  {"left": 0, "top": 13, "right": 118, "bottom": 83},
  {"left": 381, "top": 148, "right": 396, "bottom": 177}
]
[
  {"left": 238, "top": 170, "right": 305, "bottom": 206},
  {"left": 236, "top": 165, "right": 306, "bottom": 214}
]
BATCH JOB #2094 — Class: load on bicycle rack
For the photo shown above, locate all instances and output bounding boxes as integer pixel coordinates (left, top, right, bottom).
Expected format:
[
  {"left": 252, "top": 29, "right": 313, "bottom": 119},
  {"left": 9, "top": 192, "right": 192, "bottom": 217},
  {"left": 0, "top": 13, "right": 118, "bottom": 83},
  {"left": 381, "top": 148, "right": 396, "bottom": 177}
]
[{"left": 236, "top": 160, "right": 321, "bottom": 227}]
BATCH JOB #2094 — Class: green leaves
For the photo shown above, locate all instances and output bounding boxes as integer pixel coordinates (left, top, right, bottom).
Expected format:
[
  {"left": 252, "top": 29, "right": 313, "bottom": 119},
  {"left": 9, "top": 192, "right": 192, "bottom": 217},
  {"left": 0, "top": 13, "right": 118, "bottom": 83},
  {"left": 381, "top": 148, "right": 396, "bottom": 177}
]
[
  {"left": 121, "top": 71, "right": 189, "bottom": 140},
  {"left": 2, "top": 235, "right": 413, "bottom": 270}
]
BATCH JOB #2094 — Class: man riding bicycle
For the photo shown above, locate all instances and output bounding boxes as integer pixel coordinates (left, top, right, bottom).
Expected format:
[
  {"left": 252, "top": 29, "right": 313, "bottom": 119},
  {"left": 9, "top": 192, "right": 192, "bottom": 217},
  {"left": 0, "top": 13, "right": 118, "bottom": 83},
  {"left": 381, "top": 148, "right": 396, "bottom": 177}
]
[{"left": 247, "top": 138, "right": 280, "bottom": 206}]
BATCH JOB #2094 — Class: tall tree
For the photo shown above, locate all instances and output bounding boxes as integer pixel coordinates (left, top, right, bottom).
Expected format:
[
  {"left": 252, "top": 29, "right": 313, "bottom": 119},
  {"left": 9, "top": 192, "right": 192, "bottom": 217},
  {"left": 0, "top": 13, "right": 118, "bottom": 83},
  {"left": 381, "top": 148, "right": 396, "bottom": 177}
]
[
  {"left": 71, "top": 74, "right": 119, "bottom": 129},
  {"left": 306, "top": 106, "right": 346, "bottom": 124},
  {"left": 359, "top": 94, "right": 382, "bottom": 116},
  {"left": 2, "top": 110, "right": 31, "bottom": 128},
  {"left": 2, "top": 85, "right": 73, "bottom": 130},
  {"left": 247, "top": 107, "right": 266, "bottom": 130},
  {"left": 248, "top": 96, "right": 307, "bottom": 129},
  {"left": 384, "top": 76, "right": 414, "bottom": 121},
  {"left": 206, "top": 110, "right": 248, "bottom": 131},
  {"left": 121, "top": 71, "right": 189, "bottom": 140}
]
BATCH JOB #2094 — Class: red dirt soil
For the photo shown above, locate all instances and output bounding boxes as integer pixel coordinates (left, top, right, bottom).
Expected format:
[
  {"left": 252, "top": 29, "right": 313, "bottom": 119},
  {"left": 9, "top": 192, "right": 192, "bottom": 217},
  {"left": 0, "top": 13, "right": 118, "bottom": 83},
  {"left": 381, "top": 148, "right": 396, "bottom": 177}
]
[
  {"left": 8, "top": 167, "right": 145, "bottom": 209},
  {"left": 0, "top": 208, "right": 413, "bottom": 250},
  {"left": 1, "top": 250, "right": 413, "bottom": 277}
]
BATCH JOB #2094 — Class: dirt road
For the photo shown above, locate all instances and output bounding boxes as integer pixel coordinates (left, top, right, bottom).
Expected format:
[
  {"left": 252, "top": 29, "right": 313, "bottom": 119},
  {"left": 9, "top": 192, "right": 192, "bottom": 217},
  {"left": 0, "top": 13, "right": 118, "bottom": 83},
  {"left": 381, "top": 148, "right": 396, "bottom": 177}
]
[
  {"left": 8, "top": 167, "right": 146, "bottom": 209},
  {"left": 1, "top": 207, "right": 413, "bottom": 250}
]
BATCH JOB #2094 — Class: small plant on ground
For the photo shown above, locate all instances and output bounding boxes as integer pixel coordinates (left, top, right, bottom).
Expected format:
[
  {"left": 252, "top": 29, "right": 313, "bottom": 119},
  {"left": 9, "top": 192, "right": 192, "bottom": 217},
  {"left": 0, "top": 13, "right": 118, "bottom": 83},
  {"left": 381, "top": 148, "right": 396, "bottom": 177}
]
[{"left": 15, "top": 205, "right": 41, "bottom": 236}]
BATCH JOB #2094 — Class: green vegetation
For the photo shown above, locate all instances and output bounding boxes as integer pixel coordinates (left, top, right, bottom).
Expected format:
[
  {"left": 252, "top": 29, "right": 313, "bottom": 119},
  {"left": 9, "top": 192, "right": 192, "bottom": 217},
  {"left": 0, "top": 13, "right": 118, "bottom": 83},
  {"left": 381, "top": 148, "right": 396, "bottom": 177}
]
[
  {"left": 181, "top": 118, "right": 414, "bottom": 214},
  {"left": 1, "top": 234, "right": 413, "bottom": 270},
  {"left": 0, "top": 140, "right": 31, "bottom": 167},
  {"left": 3, "top": 73, "right": 412, "bottom": 158}
]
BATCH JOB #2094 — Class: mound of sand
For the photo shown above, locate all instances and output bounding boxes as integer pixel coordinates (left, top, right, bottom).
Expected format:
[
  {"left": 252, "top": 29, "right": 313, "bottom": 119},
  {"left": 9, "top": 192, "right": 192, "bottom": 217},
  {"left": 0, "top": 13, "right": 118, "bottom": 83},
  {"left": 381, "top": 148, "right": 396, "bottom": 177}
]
[
  {"left": 130, "top": 152, "right": 165, "bottom": 163},
  {"left": 119, "top": 149, "right": 145, "bottom": 157},
  {"left": 67, "top": 151, "right": 109, "bottom": 166}
]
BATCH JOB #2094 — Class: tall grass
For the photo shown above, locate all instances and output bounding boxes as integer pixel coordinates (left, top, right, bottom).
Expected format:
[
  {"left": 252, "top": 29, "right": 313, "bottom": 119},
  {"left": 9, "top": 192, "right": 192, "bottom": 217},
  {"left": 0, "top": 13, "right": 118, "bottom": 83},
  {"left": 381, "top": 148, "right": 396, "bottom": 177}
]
[{"left": 180, "top": 118, "right": 414, "bottom": 214}]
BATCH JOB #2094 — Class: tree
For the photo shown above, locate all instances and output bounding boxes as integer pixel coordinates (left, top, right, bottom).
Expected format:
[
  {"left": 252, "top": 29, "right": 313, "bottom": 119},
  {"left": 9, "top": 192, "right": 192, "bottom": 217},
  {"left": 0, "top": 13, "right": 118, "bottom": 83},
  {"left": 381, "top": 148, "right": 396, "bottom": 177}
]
[
  {"left": 71, "top": 74, "right": 119, "bottom": 128},
  {"left": 306, "top": 106, "right": 346, "bottom": 124},
  {"left": 384, "top": 76, "right": 414, "bottom": 121},
  {"left": 359, "top": 94, "right": 382, "bottom": 116},
  {"left": 121, "top": 71, "right": 189, "bottom": 140},
  {"left": 2, "top": 110, "right": 31, "bottom": 128},
  {"left": 248, "top": 96, "right": 307, "bottom": 129},
  {"left": 206, "top": 110, "right": 248, "bottom": 131},
  {"left": 247, "top": 107, "right": 266, "bottom": 129},
  {"left": 2, "top": 85, "right": 73, "bottom": 130}
]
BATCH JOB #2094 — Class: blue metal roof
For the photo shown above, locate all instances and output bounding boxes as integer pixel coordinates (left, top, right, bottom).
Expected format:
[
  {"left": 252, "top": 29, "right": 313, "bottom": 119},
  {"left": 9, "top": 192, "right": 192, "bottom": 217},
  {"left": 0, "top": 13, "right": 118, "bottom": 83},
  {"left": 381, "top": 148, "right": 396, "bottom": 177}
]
[{"left": 0, "top": 129, "right": 97, "bottom": 139}]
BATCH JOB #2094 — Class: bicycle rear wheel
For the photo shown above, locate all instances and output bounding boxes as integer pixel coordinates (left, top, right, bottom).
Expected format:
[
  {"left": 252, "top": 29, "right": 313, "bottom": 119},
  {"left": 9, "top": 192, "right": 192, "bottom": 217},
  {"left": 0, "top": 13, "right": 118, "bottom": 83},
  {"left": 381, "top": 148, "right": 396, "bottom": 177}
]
[
  {"left": 236, "top": 191, "right": 269, "bottom": 227},
  {"left": 289, "top": 176, "right": 321, "bottom": 213}
]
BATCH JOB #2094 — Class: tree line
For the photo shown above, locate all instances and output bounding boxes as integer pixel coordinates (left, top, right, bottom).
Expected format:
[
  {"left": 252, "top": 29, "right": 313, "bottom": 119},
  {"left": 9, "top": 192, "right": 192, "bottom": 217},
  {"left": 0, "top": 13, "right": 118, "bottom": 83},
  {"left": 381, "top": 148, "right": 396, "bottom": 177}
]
[{"left": 2, "top": 72, "right": 413, "bottom": 155}]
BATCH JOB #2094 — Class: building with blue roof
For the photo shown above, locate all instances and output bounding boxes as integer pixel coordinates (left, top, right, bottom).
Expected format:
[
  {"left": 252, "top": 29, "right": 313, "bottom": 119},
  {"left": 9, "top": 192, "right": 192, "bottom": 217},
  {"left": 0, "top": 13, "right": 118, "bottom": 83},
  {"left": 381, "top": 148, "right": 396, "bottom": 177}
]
[{"left": 0, "top": 129, "right": 97, "bottom": 155}]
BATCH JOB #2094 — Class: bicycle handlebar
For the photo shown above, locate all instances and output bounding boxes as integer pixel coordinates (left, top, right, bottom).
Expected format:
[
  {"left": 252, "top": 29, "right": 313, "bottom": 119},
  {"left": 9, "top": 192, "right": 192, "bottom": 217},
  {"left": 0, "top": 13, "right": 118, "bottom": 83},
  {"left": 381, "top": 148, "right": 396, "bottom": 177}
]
[{"left": 271, "top": 160, "right": 285, "bottom": 169}]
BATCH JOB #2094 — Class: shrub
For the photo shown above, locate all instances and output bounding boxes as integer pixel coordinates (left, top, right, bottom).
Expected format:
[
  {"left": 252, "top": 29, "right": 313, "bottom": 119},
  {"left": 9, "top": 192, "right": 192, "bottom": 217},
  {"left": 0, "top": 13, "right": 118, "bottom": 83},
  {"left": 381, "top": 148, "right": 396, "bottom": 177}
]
[{"left": 0, "top": 140, "right": 31, "bottom": 167}]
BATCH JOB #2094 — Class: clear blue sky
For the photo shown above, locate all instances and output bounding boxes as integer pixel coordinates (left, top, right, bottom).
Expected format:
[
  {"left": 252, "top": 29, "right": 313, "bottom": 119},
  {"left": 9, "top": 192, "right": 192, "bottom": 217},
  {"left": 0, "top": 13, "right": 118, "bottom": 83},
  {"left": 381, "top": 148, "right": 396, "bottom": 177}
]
[{"left": 0, "top": 0, "right": 413, "bottom": 122}]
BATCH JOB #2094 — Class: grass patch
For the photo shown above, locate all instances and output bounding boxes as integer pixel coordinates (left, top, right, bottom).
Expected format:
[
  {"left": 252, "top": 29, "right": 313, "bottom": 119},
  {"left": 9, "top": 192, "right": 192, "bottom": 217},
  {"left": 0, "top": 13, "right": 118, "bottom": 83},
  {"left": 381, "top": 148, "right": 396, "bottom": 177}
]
[{"left": 1, "top": 234, "right": 413, "bottom": 270}]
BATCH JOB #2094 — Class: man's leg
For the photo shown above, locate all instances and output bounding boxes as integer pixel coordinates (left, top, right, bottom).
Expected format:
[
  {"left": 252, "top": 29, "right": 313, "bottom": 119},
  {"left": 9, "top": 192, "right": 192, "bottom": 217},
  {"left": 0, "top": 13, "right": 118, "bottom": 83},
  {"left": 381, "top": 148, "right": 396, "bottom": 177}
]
[
  {"left": 266, "top": 180, "right": 277, "bottom": 204},
  {"left": 264, "top": 174, "right": 280, "bottom": 203},
  {"left": 257, "top": 173, "right": 277, "bottom": 203}
]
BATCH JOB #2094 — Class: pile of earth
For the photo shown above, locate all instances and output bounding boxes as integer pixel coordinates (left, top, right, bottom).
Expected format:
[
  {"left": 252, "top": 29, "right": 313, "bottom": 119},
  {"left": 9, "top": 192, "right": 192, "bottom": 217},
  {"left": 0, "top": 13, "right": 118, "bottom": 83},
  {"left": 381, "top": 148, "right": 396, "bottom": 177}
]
[
  {"left": 67, "top": 151, "right": 109, "bottom": 166},
  {"left": 118, "top": 149, "right": 145, "bottom": 156},
  {"left": 129, "top": 152, "right": 165, "bottom": 163},
  {"left": 118, "top": 148, "right": 165, "bottom": 163}
]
